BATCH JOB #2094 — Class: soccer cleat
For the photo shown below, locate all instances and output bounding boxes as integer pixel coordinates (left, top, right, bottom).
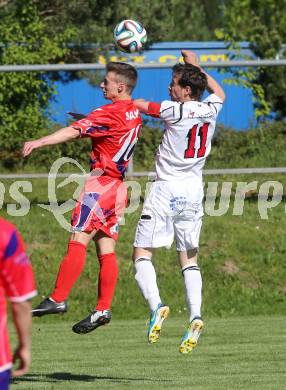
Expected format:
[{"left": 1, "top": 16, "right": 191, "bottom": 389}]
[
  {"left": 179, "top": 317, "right": 204, "bottom": 354},
  {"left": 147, "top": 303, "right": 170, "bottom": 343},
  {"left": 72, "top": 310, "right": 111, "bottom": 334},
  {"left": 32, "top": 297, "right": 67, "bottom": 317}
]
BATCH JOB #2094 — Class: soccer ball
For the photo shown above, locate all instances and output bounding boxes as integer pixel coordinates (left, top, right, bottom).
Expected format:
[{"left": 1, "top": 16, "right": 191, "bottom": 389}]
[{"left": 114, "top": 19, "right": 147, "bottom": 53}]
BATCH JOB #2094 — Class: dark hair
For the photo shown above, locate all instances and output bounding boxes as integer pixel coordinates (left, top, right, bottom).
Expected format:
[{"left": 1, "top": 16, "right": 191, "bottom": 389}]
[
  {"left": 172, "top": 63, "right": 207, "bottom": 100},
  {"left": 106, "top": 62, "right": 138, "bottom": 93}
]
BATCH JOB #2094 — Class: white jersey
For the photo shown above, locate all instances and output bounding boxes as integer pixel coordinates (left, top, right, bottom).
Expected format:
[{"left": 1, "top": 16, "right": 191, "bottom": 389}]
[{"left": 155, "top": 94, "right": 223, "bottom": 181}]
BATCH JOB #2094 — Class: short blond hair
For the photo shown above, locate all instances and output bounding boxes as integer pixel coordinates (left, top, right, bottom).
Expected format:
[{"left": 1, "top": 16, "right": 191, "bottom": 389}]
[{"left": 106, "top": 62, "right": 138, "bottom": 93}]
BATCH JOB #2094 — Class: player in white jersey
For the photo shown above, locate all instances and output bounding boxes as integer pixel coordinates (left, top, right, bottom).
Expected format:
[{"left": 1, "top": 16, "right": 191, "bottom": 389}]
[{"left": 132, "top": 50, "right": 225, "bottom": 353}]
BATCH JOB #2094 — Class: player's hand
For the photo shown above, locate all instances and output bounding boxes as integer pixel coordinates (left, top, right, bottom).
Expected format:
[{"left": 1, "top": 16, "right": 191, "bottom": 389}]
[
  {"left": 181, "top": 50, "right": 199, "bottom": 67},
  {"left": 12, "top": 345, "right": 31, "bottom": 377},
  {"left": 22, "top": 140, "right": 40, "bottom": 157}
]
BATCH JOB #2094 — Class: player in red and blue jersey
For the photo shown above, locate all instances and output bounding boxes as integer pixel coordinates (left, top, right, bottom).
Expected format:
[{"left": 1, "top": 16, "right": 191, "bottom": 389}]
[
  {"left": 22, "top": 62, "right": 142, "bottom": 334},
  {"left": 70, "top": 98, "right": 141, "bottom": 237},
  {"left": 0, "top": 218, "right": 37, "bottom": 389}
]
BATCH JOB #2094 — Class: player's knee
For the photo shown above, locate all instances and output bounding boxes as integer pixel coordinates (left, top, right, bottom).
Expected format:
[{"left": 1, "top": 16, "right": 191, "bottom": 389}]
[
  {"left": 132, "top": 247, "right": 153, "bottom": 263},
  {"left": 134, "top": 257, "right": 153, "bottom": 282}
]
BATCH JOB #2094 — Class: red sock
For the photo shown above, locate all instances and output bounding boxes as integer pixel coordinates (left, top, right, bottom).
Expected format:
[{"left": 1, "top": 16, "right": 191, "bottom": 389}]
[
  {"left": 96, "top": 252, "right": 118, "bottom": 311},
  {"left": 51, "top": 241, "right": 87, "bottom": 302}
]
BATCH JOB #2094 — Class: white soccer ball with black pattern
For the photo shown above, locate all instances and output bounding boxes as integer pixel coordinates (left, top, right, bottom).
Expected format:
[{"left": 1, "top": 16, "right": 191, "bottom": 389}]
[{"left": 114, "top": 20, "right": 147, "bottom": 53}]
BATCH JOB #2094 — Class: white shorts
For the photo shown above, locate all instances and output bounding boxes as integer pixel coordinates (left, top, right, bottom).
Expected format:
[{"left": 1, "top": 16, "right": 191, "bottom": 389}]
[{"left": 134, "top": 180, "right": 204, "bottom": 251}]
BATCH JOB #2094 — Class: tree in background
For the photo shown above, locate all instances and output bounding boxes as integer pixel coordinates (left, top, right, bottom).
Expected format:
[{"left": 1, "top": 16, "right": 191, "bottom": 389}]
[
  {"left": 33, "top": 0, "right": 222, "bottom": 62},
  {"left": 216, "top": 0, "right": 286, "bottom": 120},
  {"left": 0, "top": 0, "right": 75, "bottom": 167}
]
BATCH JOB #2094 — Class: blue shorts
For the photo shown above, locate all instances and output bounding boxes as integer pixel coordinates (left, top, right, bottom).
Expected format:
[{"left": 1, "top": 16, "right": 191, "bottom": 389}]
[{"left": 0, "top": 369, "right": 10, "bottom": 390}]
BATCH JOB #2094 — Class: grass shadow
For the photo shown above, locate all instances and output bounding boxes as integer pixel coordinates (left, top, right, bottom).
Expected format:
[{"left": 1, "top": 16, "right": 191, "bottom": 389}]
[{"left": 12, "top": 372, "right": 172, "bottom": 384}]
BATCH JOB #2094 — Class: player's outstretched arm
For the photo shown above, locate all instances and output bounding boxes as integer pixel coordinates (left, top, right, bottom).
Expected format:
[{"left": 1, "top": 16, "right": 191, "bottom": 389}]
[
  {"left": 134, "top": 99, "right": 161, "bottom": 118},
  {"left": 133, "top": 99, "right": 150, "bottom": 114},
  {"left": 11, "top": 301, "right": 32, "bottom": 377},
  {"left": 22, "top": 126, "right": 80, "bottom": 157},
  {"left": 181, "top": 50, "right": 225, "bottom": 102}
]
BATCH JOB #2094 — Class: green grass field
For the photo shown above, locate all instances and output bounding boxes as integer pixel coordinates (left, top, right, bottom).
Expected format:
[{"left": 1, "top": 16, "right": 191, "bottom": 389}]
[
  {"left": 10, "top": 316, "right": 286, "bottom": 390},
  {"left": 1, "top": 174, "right": 286, "bottom": 318},
  {"left": 2, "top": 173, "right": 286, "bottom": 389}
]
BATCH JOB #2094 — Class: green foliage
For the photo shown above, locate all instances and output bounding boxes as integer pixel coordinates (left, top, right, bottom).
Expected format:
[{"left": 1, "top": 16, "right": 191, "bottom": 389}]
[
  {"left": 216, "top": 0, "right": 286, "bottom": 119},
  {"left": 0, "top": 0, "right": 75, "bottom": 167},
  {"left": 221, "top": 66, "right": 271, "bottom": 119},
  {"left": 35, "top": 0, "right": 221, "bottom": 52},
  {"left": 207, "top": 121, "right": 286, "bottom": 169},
  {"left": 6, "top": 120, "right": 286, "bottom": 172},
  {"left": 5, "top": 1, "right": 222, "bottom": 85}
]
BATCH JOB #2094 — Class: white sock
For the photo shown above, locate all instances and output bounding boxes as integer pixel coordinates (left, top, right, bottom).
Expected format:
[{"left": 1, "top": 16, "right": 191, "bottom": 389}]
[
  {"left": 134, "top": 257, "right": 161, "bottom": 312},
  {"left": 182, "top": 265, "right": 202, "bottom": 322}
]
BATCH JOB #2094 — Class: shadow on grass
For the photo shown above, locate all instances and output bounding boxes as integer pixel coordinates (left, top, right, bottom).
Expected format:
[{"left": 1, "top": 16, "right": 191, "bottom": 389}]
[{"left": 12, "top": 372, "right": 172, "bottom": 384}]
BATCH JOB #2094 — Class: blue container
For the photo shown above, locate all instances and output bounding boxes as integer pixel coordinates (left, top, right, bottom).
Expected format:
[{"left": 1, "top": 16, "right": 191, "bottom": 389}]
[{"left": 49, "top": 42, "right": 255, "bottom": 130}]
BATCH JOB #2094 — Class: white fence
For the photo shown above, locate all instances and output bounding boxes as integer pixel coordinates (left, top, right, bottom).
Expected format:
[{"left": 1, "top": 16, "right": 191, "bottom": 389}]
[
  {"left": 1, "top": 167, "right": 286, "bottom": 180},
  {"left": 0, "top": 59, "right": 286, "bottom": 72}
]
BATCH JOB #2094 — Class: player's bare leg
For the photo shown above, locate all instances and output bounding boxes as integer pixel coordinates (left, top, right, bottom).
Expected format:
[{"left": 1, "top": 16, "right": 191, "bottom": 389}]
[
  {"left": 133, "top": 247, "right": 169, "bottom": 343},
  {"left": 179, "top": 249, "right": 204, "bottom": 354},
  {"left": 72, "top": 231, "right": 116, "bottom": 334},
  {"left": 32, "top": 231, "right": 97, "bottom": 317}
]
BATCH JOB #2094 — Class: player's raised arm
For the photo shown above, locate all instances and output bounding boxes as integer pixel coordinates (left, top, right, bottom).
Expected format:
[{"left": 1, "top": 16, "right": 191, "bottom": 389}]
[
  {"left": 181, "top": 50, "right": 225, "bottom": 102},
  {"left": 22, "top": 126, "right": 80, "bottom": 157}
]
